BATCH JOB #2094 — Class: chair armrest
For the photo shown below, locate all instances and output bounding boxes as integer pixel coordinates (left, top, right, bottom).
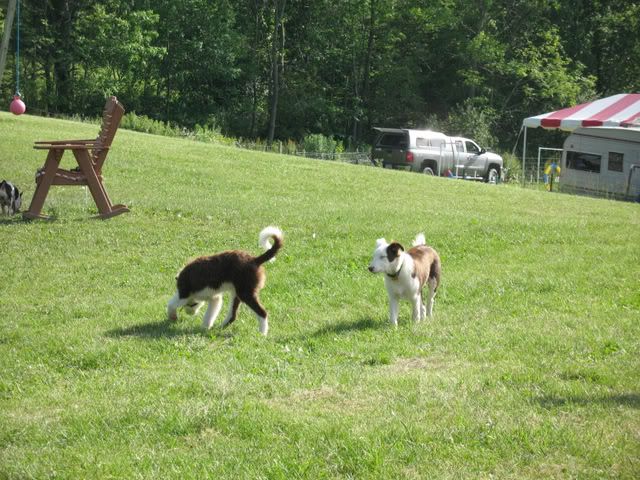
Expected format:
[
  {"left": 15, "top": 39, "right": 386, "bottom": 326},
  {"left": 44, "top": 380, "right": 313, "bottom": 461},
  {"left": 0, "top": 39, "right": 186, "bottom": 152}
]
[
  {"left": 33, "top": 144, "right": 107, "bottom": 151},
  {"left": 34, "top": 139, "right": 96, "bottom": 145}
]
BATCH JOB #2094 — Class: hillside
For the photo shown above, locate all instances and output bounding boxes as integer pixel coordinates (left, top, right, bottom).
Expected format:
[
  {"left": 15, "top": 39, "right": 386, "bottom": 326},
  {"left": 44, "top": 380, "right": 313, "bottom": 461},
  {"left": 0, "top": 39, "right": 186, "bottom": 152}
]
[{"left": 1, "top": 113, "right": 639, "bottom": 479}]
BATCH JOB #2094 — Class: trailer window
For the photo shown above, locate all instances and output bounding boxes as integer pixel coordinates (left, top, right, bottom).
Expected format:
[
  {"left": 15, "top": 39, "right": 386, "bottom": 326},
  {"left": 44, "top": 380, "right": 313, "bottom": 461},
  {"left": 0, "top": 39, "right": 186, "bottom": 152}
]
[
  {"left": 608, "top": 152, "right": 623, "bottom": 172},
  {"left": 566, "top": 151, "right": 601, "bottom": 173}
]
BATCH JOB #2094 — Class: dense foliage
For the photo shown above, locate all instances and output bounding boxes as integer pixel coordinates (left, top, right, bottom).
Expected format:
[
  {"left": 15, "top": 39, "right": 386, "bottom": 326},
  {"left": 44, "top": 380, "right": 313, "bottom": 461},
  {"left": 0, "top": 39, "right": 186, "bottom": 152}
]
[{"left": 1, "top": 0, "right": 639, "bottom": 149}]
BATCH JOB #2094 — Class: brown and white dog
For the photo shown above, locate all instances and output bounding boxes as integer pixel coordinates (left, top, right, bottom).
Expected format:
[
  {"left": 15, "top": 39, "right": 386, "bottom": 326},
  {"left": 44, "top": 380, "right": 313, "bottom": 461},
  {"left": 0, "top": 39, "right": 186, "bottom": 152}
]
[
  {"left": 368, "top": 233, "right": 441, "bottom": 327},
  {"left": 167, "top": 226, "right": 283, "bottom": 335}
]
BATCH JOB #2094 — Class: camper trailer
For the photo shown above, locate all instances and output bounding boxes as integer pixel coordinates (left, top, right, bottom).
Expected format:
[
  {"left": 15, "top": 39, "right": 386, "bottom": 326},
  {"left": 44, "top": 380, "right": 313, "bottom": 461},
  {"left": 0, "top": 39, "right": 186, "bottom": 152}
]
[{"left": 560, "top": 127, "right": 640, "bottom": 201}]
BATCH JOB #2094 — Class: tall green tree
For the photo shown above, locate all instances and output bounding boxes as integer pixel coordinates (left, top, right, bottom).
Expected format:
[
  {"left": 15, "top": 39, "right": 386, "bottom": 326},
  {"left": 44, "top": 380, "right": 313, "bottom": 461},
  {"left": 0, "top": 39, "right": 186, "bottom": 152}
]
[
  {"left": 73, "top": 2, "right": 163, "bottom": 113},
  {"left": 153, "top": 0, "right": 243, "bottom": 127},
  {"left": 266, "top": 0, "right": 286, "bottom": 145},
  {"left": 555, "top": 0, "right": 640, "bottom": 94}
]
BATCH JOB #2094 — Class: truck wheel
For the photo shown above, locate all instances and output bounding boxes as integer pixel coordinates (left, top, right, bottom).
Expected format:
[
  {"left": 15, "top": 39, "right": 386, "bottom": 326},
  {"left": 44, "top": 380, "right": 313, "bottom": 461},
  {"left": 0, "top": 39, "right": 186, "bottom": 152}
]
[
  {"left": 486, "top": 167, "right": 499, "bottom": 184},
  {"left": 422, "top": 166, "right": 434, "bottom": 175}
]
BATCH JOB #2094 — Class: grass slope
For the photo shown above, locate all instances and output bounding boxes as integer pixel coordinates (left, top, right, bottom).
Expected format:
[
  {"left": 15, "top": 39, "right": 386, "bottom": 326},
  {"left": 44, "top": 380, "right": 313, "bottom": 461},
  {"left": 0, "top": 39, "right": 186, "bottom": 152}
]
[{"left": 1, "top": 112, "right": 639, "bottom": 479}]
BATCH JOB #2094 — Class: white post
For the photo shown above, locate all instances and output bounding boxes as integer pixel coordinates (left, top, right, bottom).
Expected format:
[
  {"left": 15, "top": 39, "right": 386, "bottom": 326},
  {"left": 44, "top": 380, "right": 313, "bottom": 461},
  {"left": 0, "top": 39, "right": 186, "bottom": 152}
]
[
  {"left": 537, "top": 147, "right": 542, "bottom": 183},
  {"left": 0, "top": 0, "right": 18, "bottom": 90},
  {"left": 451, "top": 139, "right": 457, "bottom": 177},
  {"left": 522, "top": 126, "right": 528, "bottom": 186}
]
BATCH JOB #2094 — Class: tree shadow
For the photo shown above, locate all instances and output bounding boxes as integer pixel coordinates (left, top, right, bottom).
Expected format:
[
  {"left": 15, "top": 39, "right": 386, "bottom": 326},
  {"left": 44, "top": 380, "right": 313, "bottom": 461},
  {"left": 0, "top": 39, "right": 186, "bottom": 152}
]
[{"left": 537, "top": 393, "right": 640, "bottom": 409}]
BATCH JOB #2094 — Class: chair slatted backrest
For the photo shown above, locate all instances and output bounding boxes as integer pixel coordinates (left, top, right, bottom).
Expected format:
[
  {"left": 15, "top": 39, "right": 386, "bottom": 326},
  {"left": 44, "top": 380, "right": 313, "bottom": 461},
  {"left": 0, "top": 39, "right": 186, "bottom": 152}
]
[{"left": 93, "top": 96, "right": 125, "bottom": 173}]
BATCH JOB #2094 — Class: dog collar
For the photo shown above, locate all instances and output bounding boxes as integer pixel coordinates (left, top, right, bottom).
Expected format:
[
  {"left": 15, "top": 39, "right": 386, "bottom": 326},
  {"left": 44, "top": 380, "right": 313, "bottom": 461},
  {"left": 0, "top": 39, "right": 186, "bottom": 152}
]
[{"left": 386, "top": 257, "right": 405, "bottom": 279}]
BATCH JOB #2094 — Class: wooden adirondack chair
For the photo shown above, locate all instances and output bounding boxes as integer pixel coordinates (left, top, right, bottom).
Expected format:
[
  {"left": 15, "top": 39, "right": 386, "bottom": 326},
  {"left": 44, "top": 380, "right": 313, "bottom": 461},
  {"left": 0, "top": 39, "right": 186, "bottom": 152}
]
[{"left": 23, "top": 96, "right": 130, "bottom": 220}]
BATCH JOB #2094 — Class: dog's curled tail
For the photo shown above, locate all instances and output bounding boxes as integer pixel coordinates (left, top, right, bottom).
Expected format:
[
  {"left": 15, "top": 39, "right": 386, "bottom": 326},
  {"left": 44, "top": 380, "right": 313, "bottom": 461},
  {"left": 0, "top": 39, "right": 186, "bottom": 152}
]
[
  {"left": 412, "top": 232, "right": 426, "bottom": 247},
  {"left": 254, "top": 226, "right": 284, "bottom": 265}
]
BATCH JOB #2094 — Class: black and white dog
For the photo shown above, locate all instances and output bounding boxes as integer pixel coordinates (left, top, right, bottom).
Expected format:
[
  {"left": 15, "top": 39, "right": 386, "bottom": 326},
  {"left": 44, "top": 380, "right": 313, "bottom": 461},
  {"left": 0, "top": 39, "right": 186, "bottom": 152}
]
[
  {"left": 0, "top": 180, "right": 23, "bottom": 215},
  {"left": 167, "top": 226, "right": 283, "bottom": 336}
]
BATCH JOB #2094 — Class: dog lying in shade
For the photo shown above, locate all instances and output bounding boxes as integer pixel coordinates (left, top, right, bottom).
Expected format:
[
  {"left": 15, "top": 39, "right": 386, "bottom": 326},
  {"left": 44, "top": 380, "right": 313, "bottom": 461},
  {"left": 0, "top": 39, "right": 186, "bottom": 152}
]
[
  {"left": 167, "top": 226, "right": 283, "bottom": 336},
  {"left": 368, "top": 233, "right": 441, "bottom": 327}
]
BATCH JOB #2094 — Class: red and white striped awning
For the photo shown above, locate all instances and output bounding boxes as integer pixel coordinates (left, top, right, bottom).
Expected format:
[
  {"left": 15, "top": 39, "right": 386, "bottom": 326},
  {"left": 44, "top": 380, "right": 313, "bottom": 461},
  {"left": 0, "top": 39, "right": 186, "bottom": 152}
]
[{"left": 522, "top": 93, "right": 640, "bottom": 131}]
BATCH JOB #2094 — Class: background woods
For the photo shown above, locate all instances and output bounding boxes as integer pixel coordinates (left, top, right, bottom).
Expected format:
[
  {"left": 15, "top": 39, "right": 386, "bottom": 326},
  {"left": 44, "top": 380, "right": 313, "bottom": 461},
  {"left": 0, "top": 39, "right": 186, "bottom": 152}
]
[{"left": 1, "top": 0, "right": 639, "bottom": 150}]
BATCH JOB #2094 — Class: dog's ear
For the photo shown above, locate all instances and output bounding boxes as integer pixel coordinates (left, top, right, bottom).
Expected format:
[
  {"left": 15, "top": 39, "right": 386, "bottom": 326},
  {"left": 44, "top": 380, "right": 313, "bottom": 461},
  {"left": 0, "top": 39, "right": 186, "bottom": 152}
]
[
  {"left": 386, "top": 242, "right": 404, "bottom": 261},
  {"left": 376, "top": 238, "right": 387, "bottom": 248}
]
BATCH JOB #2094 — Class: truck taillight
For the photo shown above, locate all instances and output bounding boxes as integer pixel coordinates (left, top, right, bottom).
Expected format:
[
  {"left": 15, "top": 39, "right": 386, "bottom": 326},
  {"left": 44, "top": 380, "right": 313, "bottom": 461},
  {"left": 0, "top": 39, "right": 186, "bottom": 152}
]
[{"left": 406, "top": 151, "right": 414, "bottom": 163}]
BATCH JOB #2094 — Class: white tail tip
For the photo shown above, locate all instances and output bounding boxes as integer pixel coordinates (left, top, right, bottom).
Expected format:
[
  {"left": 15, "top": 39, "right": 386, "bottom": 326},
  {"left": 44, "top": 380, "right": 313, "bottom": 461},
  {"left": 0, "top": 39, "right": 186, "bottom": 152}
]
[
  {"left": 412, "top": 233, "right": 426, "bottom": 246},
  {"left": 258, "top": 226, "right": 283, "bottom": 250}
]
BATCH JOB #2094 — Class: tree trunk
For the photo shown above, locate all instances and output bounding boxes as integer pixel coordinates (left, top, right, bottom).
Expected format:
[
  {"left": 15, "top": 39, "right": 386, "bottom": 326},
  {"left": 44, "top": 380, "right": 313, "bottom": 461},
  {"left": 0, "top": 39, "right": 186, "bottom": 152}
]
[
  {"left": 49, "top": 0, "right": 73, "bottom": 112},
  {"left": 249, "top": 0, "right": 263, "bottom": 139},
  {"left": 267, "top": 0, "right": 286, "bottom": 146},
  {"left": 358, "top": 0, "right": 376, "bottom": 143},
  {"left": 0, "top": 0, "right": 17, "bottom": 92}
]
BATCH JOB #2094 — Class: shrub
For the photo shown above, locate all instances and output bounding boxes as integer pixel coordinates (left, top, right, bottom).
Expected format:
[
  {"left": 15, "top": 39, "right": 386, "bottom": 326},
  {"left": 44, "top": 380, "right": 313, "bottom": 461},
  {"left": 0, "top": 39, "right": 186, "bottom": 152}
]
[
  {"left": 119, "top": 113, "right": 238, "bottom": 146},
  {"left": 445, "top": 100, "right": 497, "bottom": 149},
  {"left": 121, "top": 112, "right": 181, "bottom": 137},
  {"left": 301, "top": 133, "right": 339, "bottom": 158},
  {"left": 501, "top": 152, "right": 523, "bottom": 183}
]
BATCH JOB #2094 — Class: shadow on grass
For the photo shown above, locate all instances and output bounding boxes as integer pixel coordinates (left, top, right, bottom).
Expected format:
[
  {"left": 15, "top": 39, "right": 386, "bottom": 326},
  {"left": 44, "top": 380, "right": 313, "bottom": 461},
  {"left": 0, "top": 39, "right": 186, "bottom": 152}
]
[
  {"left": 302, "top": 317, "right": 381, "bottom": 339},
  {"left": 537, "top": 393, "right": 640, "bottom": 409},
  {"left": 0, "top": 217, "right": 32, "bottom": 225},
  {"left": 276, "top": 317, "right": 381, "bottom": 344},
  {"left": 106, "top": 320, "right": 203, "bottom": 339}
]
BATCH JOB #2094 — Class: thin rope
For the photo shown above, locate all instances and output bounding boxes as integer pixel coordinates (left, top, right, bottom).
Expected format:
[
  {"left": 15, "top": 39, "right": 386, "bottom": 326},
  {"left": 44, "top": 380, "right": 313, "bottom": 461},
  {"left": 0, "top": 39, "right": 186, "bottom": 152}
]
[{"left": 15, "top": 0, "right": 20, "bottom": 95}]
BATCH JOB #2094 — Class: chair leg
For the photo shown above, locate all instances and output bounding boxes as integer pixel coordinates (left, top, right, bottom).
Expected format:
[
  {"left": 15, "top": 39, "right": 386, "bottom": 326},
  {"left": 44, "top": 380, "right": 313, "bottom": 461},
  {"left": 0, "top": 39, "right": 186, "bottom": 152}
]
[
  {"left": 97, "top": 205, "right": 130, "bottom": 219},
  {"left": 74, "top": 150, "right": 115, "bottom": 216},
  {"left": 77, "top": 154, "right": 129, "bottom": 219},
  {"left": 23, "top": 150, "right": 63, "bottom": 220}
]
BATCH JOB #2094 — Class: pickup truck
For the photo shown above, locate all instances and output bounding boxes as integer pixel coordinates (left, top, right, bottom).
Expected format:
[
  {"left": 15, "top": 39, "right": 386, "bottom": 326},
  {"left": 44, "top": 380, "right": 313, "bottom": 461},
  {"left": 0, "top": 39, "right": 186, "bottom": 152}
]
[{"left": 371, "top": 127, "right": 503, "bottom": 183}]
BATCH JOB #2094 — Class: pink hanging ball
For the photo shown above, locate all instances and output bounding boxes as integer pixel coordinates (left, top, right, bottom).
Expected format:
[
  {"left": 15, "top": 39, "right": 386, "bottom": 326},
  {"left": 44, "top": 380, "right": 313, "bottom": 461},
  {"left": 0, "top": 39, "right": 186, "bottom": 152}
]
[{"left": 10, "top": 95, "right": 26, "bottom": 115}]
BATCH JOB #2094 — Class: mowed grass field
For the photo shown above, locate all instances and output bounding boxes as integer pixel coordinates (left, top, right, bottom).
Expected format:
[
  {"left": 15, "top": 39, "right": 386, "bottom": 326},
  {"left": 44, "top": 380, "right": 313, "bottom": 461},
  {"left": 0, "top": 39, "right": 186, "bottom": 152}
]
[{"left": 1, "top": 112, "right": 639, "bottom": 479}]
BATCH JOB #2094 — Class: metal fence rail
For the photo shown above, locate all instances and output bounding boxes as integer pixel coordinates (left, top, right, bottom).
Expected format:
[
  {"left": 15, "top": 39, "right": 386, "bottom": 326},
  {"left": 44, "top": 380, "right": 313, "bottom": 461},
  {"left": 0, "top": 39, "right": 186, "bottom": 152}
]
[
  {"left": 235, "top": 141, "right": 373, "bottom": 165},
  {"left": 294, "top": 151, "right": 373, "bottom": 165}
]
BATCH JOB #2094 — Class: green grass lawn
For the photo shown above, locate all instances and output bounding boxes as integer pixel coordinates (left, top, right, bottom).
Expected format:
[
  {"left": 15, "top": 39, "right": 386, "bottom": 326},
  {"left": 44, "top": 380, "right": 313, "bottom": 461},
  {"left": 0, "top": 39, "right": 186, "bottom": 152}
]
[{"left": 1, "top": 112, "right": 639, "bottom": 479}]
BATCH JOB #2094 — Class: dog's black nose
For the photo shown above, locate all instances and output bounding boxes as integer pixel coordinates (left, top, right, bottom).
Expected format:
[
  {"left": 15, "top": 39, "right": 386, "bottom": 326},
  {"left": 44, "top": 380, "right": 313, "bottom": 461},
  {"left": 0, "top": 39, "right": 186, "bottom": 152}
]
[{"left": 368, "top": 266, "right": 374, "bottom": 272}]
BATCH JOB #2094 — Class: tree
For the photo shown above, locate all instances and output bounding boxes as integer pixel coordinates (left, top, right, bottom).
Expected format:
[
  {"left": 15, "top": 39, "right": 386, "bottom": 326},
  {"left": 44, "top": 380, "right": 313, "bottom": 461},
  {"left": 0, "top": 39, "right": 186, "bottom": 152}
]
[
  {"left": 3, "top": 0, "right": 636, "bottom": 152},
  {"left": 555, "top": 0, "right": 640, "bottom": 95},
  {"left": 0, "top": 0, "right": 17, "bottom": 92},
  {"left": 266, "top": 0, "right": 286, "bottom": 145},
  {"left": 73, "top": 2, "right": 163, "bottom": 113}
]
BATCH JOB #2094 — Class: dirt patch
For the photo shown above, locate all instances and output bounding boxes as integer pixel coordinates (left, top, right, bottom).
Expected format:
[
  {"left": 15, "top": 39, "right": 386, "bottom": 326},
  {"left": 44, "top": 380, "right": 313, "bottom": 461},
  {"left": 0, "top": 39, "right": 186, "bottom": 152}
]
[
  {"left": 264, "top": 385, "right": 369, "bottom": 414},
  {"left": 287, "top": 385, "right": 338, "bottom": 403},
  {"left": 385, "top": 356, "right": 449, "bottom": 374}
]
